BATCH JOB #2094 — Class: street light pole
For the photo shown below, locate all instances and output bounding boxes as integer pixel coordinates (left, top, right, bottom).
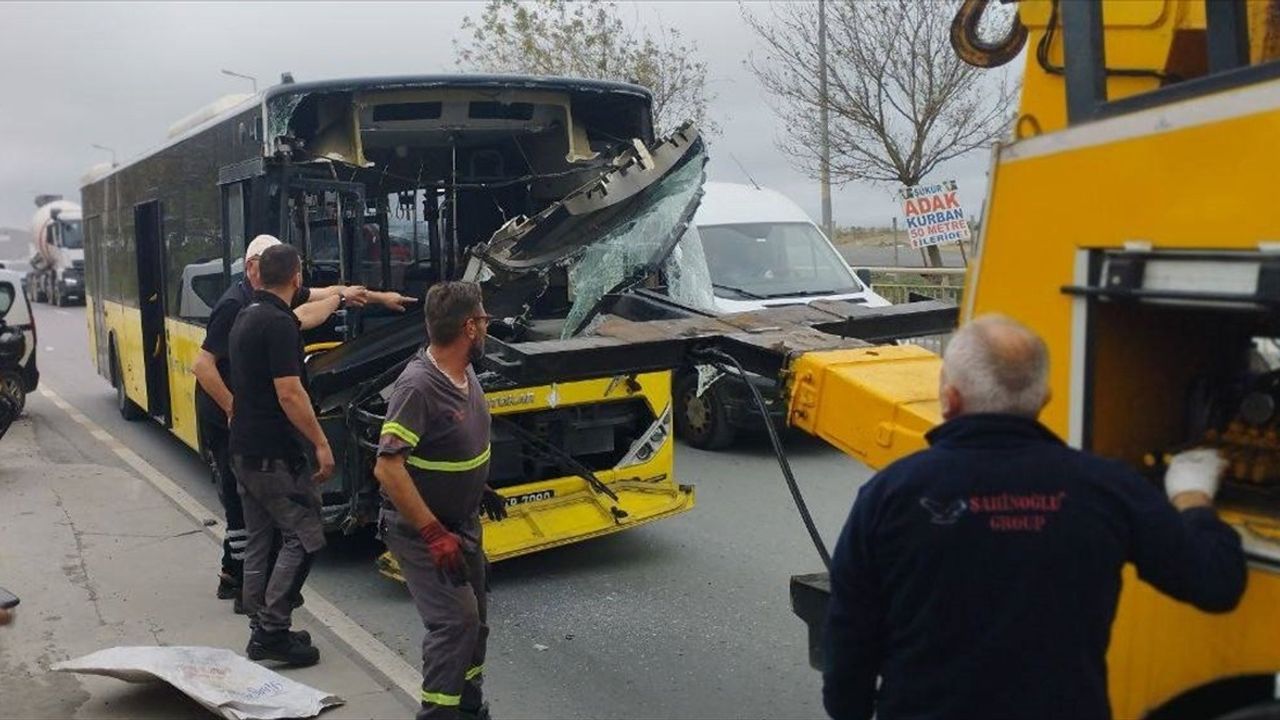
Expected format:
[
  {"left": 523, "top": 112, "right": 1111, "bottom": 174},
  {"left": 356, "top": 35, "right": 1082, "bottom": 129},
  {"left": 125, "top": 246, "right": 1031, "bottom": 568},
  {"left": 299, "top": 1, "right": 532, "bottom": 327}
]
[
  {"left": 220, "top": 68, "right": 259, "bottom": 93},
  {"left": 818, "top": 0, "right": 833, "bottom": 241},
  {"left": 90, "top": 144, "right": 117, "bottom": 167}
]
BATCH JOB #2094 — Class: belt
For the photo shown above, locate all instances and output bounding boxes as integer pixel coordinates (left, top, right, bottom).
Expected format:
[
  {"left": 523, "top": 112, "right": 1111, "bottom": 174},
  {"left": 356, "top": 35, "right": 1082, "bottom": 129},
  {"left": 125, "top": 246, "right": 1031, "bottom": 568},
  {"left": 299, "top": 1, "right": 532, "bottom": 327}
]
[{"left": 239, "top": 454, "right": 308, "bottom": 473}]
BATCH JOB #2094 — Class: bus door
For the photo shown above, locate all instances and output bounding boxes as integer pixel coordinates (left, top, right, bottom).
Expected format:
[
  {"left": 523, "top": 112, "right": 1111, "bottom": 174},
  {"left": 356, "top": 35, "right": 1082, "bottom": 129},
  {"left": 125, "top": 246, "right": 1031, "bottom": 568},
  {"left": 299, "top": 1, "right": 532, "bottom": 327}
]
[{"left": 133, "top": 200, "right": 170, "bottom": 423}]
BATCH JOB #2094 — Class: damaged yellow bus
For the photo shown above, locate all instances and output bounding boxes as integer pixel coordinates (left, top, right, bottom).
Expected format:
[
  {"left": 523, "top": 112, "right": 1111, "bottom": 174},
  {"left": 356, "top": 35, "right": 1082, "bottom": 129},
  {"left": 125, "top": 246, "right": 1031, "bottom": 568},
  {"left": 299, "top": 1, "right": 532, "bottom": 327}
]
[{"left": 80, "top": 74, "right": 698, "bottom": 563}]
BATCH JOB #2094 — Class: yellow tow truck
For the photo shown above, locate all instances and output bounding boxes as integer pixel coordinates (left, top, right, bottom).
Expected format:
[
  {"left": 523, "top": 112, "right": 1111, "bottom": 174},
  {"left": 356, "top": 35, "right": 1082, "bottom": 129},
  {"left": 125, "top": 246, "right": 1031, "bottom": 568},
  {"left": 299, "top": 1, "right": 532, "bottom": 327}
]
[
  {"left": 795, "top": 1, "right": 1280, "bottom": 716},
  {"left": 488, "top": 0, "right": 1280, "bottom": 716}
]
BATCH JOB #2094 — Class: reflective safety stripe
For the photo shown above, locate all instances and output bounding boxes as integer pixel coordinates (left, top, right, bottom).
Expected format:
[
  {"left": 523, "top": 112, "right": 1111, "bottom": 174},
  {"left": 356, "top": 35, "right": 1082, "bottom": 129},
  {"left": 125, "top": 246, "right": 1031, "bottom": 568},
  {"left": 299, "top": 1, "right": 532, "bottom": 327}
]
[
  {"left": 406, "top": 445, "right": 491, "bottom": 473},
  {"left": 465, "top": 665, "right": 483, "bottom": 681},
  {"left": 421, "top": 690, "right": 461, "bottom": 706},
  {"left": 381, "top": 421, "right": 421, "bottom": 447}
]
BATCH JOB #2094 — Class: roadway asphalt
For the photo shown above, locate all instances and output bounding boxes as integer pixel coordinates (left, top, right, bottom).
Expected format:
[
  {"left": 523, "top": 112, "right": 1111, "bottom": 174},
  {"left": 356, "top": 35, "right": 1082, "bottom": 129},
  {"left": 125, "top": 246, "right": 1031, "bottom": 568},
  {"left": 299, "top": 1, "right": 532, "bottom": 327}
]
[{"left": 27, "top": 303, "right": 873, "bottom": 719}]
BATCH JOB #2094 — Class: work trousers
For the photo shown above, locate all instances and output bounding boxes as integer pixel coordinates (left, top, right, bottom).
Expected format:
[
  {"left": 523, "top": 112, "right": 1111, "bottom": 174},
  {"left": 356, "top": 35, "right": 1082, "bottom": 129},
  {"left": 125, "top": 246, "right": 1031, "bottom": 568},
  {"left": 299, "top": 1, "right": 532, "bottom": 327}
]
[
  {"left": 234, "top": 455, "right": 325, "bottom": 634},
  {"left": 203, "top": 423, "right": 246, "bottom": 583},
  {"left": 380, "top": 509, "right": 488, "bottom": 720}
]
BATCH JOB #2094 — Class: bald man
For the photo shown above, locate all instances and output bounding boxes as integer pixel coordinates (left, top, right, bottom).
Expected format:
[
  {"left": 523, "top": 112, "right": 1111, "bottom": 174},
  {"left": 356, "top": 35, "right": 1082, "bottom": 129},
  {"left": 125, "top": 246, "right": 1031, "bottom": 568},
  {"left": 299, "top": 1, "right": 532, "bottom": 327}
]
[{"left": 822, "top": 315, "right": 1246, "bottom": 720}]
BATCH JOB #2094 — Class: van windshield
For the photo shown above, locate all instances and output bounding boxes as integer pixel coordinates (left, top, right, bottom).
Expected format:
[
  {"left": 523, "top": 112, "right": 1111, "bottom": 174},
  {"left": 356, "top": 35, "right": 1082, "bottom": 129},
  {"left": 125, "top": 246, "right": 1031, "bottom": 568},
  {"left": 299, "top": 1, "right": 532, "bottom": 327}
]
[{"left": 698, "top": 222, "right": 860, "bottom": 299}]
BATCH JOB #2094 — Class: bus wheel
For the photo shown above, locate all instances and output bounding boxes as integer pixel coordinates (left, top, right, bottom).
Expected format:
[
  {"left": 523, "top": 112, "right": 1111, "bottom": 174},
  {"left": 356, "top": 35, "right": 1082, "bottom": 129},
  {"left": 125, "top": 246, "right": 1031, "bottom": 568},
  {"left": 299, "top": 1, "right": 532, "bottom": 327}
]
[{"left": 112, "top": 347, "right": 145, "bottom": 422}]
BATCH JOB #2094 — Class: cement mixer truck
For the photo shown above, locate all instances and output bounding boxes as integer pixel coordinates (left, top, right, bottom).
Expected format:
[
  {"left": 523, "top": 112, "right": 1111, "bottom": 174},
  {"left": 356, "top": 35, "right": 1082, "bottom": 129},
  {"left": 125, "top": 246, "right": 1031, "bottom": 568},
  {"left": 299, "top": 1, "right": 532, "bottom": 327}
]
[{"left": 29, "top": 195, "right": 85, "bottom": 306}]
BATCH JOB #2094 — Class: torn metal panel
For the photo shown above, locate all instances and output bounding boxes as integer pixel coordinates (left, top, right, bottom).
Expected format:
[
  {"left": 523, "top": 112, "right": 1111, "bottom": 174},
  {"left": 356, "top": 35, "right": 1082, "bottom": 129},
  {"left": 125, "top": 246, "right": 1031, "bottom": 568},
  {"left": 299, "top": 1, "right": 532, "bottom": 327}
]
[
  {"left": 468, "top": 123, "right": 704, "bottom": 273},
  {"left": 561, "top": 136, "right": 708, "bottom": 336}
]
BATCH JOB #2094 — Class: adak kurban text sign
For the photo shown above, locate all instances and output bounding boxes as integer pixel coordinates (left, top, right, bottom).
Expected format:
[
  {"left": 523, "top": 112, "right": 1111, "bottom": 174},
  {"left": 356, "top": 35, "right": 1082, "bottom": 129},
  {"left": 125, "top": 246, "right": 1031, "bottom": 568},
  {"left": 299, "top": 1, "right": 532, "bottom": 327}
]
[{"left": 900, "top": 181, "right": 970, "bottom": 249}]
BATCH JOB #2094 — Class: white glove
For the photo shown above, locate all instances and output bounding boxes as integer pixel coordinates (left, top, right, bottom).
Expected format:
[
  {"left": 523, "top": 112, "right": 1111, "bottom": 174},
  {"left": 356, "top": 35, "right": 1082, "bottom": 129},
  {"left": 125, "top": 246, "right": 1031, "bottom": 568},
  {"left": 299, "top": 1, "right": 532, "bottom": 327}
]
[{"left": 1164, "top": 448, "right": 1226, "bottom": 501}]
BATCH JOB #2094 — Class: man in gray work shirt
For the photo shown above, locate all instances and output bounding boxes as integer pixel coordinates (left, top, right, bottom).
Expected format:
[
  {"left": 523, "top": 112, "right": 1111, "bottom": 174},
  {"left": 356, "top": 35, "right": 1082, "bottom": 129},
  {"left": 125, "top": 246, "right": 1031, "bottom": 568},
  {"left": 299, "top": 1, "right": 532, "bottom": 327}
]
[{"left": 374, "top": 281, "right": 508, "bottom": 720}]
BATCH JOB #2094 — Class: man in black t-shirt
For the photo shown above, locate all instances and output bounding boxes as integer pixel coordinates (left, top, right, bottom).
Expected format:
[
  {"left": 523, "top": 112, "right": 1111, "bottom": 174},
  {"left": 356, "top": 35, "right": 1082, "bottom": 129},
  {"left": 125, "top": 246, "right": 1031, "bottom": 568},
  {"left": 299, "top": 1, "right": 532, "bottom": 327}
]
[
  {"left": 228, "top": 243, "right": 334, "bottom": 667},
  {"left": 194, "top": 234, "right": 416, "bottom": 606}
]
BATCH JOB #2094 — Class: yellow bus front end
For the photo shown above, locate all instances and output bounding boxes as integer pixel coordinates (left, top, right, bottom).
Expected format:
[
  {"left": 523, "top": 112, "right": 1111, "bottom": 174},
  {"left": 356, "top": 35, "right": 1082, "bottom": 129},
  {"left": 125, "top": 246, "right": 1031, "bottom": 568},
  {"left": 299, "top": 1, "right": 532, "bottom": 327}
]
[{"left": 378, "top": 369, "right": 693, "bottom": 579}]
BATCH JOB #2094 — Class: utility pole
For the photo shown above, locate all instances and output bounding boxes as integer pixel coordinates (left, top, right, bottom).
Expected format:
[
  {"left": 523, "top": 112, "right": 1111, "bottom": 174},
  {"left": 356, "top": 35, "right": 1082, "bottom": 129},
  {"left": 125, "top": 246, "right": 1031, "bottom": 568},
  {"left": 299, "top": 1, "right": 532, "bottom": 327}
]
[{"left": 818, "top": 0, "right": 833, "bottom": 241}]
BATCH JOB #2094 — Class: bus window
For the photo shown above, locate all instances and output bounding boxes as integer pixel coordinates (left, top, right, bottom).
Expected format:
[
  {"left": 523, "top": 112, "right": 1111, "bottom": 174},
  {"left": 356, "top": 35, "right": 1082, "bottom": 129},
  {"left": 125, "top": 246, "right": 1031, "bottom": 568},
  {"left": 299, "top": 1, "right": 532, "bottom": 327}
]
[
  {"left": 293, "top": 189, "right": 348, "bottom": 288},
  {"left": 386, "top": 190, "right": 433, "bottom": 294}
]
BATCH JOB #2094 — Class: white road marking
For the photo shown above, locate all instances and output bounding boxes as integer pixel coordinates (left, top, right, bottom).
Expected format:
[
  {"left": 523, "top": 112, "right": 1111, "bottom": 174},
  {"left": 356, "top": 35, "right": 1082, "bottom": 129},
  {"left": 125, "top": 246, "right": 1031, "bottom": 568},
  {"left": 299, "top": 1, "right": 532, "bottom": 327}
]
[{"left": 37, "top": 386, "right": 421, "bottom": 700}]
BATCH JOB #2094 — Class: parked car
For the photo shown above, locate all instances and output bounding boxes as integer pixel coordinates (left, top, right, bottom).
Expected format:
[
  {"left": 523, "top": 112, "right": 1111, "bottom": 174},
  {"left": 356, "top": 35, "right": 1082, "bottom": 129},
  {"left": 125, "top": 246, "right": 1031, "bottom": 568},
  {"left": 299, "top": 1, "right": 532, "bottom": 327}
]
[
  {"left": 674, "top": 182, "right": 890, "bottom": 449},
  {"left": 0, "top": 268, "right": 39, "bottom": 414},
  {"left": 0, "top": 259, "right": 32, "bottom": 301}
]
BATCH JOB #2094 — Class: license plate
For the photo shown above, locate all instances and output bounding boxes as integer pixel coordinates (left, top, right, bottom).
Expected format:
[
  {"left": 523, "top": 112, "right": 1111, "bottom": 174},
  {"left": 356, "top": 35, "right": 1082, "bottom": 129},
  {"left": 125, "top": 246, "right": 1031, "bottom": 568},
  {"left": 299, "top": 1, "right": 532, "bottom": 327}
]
[{"left": 505, "top": 490, "right": 555, "bottom": 507}]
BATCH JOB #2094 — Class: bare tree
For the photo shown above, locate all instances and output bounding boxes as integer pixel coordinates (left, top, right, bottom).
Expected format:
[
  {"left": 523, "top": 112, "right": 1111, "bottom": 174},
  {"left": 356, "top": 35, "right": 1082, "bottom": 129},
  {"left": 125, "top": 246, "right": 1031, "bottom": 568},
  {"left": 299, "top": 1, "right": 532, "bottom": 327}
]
[
  {"left": 455, "top": 0, "right": 714, "bottom": 135},
  {"left": 743, "top": 0, "right": 1015, "bottom": 266}
]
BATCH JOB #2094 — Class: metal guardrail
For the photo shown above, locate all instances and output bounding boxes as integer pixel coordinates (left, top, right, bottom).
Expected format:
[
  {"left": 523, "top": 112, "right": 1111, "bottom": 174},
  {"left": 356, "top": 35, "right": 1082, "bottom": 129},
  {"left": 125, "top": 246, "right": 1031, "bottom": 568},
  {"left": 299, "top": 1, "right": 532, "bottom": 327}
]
[{"left": 866, "top": 266, "right": 966, "bottom": 306}]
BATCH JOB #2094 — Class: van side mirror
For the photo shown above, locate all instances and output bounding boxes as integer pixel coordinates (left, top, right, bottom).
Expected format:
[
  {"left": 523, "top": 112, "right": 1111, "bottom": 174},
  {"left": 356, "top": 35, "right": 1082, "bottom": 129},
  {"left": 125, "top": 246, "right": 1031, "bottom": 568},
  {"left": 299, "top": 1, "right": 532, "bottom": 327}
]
[
  {"left": 854, "top": 268, "right": 872, "bottom": 286},
  {"left": 0, "top": 283, "right": 13, "bottom": 319}
]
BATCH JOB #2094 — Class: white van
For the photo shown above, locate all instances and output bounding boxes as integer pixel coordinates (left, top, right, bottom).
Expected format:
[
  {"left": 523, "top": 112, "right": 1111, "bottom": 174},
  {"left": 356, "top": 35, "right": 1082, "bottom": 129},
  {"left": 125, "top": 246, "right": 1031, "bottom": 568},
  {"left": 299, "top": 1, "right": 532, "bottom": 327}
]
[
  {"left": 694, "top": 182, "right": 889, "bottom": 312},
  {"left": 672, "top": 183, "right": 890, "bottom": 450}
]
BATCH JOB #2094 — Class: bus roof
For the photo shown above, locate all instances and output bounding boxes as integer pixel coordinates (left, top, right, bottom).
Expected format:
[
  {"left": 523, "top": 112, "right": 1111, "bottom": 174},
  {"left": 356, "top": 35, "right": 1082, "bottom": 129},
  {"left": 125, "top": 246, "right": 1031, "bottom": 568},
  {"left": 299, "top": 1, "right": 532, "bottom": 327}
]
[
  {"left": 81, "top": 74, "right": 654, "bottom": 189},
  {"left": 263, "top": 73, "right": 653, "bottom": 104}
]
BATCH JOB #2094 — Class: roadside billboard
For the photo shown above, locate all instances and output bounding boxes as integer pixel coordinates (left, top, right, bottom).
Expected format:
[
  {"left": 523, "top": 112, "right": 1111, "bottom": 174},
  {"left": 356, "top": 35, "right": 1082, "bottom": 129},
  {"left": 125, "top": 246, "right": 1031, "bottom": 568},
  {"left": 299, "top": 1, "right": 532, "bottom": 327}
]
[{"left": 900, "top": 181, "right": 970, "bottom": 249}]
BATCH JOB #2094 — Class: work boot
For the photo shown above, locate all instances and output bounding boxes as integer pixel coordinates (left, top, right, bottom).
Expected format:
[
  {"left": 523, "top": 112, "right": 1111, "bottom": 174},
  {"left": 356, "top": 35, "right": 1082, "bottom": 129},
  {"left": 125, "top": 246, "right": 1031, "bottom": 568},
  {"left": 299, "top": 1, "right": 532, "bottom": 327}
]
[
  {"left": 216, "top": 572, "right": 239, "bottom": 600},
  {"left": 459, "top": 702, "right": 492, "bottom": 720},
  {"left": 246, "top": 629, "right": 320, "bottom": 667}
]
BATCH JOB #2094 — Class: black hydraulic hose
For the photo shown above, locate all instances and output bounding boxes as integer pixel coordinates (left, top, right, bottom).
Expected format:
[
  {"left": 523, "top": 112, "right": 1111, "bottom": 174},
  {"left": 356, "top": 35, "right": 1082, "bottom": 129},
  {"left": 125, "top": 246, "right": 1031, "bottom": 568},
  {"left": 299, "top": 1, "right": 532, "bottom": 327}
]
[{"left": 695, "top": 348, "right": 832, "bottom": 570}]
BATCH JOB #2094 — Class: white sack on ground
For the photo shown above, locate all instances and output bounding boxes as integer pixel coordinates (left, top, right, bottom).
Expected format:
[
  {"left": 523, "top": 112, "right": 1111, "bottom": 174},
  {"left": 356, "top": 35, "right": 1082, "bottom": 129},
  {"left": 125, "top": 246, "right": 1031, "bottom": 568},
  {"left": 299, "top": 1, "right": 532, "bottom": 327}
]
[{"left": 51, "top": 646, "right": 344, "bottom": 720}]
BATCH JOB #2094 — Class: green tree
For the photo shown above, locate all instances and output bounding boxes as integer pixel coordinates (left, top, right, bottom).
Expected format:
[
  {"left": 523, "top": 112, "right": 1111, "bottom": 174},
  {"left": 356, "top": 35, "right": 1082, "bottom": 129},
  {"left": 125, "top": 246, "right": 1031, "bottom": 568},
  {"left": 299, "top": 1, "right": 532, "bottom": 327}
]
[{"left": 455, "top": 0, "right": 714, "bottom": 135}]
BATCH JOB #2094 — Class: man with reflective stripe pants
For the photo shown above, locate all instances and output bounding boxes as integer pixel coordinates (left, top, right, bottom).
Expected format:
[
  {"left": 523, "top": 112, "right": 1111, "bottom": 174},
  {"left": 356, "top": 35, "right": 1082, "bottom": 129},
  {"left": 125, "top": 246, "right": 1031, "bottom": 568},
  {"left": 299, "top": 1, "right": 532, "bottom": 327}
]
[{"left": 374, "top": 281, "right": 507, "bottom": 720}]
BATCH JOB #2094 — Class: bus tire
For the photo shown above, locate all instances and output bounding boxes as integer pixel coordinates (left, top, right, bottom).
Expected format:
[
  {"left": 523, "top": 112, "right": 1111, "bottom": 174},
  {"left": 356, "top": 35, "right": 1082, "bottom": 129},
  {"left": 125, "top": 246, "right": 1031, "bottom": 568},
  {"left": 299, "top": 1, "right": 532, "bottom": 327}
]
[
  {"left": 674, "top": 372, "right": 735, "bottom": 451},
  {"left": 111, "top": 345, "right": 145, "bottom": 422}
]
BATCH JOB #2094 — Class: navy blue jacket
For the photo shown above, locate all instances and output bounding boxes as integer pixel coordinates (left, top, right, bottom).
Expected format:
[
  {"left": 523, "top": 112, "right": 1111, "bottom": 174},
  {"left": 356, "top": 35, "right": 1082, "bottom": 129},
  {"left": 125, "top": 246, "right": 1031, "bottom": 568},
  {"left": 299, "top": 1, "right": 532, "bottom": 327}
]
[{"left": 823, "top": 414, "right": 1247, "bottom": 720}]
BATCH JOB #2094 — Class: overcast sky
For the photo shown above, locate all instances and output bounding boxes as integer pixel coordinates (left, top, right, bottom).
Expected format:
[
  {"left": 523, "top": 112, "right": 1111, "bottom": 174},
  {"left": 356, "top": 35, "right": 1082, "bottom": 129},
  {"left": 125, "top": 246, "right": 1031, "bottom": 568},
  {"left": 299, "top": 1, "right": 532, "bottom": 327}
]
[{"left": 0, "top": 1, "right": 1009, "bottom": 236}]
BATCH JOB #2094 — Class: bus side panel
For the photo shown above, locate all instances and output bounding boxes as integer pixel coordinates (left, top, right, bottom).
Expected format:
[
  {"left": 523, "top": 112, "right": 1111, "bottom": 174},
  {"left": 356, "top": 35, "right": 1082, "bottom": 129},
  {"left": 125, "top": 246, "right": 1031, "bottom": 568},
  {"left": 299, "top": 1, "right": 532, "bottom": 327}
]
[
  {"left": 165, "top": 318, "right": 202, "bottom": 451},
  {"left": 85, "top": 295, "right": 100, "bottom": 378},
  {"left": 102, "top": 298, "right": 147, "bottom": 410}
]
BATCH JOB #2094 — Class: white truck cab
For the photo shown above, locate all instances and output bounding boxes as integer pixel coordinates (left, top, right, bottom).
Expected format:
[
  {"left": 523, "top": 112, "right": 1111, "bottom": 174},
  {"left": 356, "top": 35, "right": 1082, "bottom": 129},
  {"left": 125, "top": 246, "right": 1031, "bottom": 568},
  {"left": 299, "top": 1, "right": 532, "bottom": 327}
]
[{"left": 693, "top": 182, "right": 889, "bottom": 312}]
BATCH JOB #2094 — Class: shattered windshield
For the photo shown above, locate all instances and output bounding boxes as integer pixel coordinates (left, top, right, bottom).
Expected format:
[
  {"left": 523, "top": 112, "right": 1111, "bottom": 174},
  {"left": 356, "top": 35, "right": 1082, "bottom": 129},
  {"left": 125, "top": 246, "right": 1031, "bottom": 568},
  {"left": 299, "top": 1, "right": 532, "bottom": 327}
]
[
  {"left": 698, "top": 222, "right": 860, "bottom": 299},
  {"left": 562, "top": 147, "right": 708, "bottom": 337}
]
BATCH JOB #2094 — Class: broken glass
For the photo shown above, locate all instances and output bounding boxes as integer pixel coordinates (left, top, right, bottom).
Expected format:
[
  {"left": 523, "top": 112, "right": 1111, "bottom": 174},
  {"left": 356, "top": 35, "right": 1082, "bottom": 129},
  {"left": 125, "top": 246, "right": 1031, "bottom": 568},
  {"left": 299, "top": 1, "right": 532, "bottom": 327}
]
[
  {"left": 562, "top": 147, "right": 708, "bottom": 338},
  {"left": 663, "top": 225, "right": 717, "bottom": 313},
  {"left": 266, "top": 93, "right": 306, "bottom": 149}
]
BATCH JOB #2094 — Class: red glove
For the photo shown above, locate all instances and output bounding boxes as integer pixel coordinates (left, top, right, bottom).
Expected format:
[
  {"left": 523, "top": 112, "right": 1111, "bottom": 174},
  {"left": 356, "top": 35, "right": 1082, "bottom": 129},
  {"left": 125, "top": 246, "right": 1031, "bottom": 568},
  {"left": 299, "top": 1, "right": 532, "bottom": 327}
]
[{"left": 419, "top": 520, "right": 467, "bottom": 586}]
